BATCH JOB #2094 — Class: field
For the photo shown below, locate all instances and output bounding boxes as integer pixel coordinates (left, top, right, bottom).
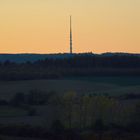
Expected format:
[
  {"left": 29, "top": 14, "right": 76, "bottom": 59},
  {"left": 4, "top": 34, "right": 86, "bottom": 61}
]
[{"left": 0, "top": 76, "right": 140, "bottom": 100}]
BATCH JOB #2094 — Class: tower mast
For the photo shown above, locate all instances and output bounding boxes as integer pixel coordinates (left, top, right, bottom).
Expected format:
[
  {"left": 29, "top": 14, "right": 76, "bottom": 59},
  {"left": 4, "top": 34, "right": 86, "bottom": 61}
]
[{"left": 70, "top": 16, "right": 73, "bottom": 54}]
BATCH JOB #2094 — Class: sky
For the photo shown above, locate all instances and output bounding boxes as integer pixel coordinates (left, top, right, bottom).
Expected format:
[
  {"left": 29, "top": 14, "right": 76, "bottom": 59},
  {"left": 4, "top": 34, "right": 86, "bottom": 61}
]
[{"left": 0, "top": 0, "right": 140, "bottom": 54}]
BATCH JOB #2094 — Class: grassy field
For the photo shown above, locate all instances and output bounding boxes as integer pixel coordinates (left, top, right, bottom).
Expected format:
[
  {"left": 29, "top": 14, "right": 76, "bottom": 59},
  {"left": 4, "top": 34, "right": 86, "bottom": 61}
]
[
  {"left": 0, "top": 76, "right": 140, "bottom": 100},
  {"left": 0, "top": 106, "right": 27, "bottom": 117},
  {"left": 66, "top": 76, "right": 140, "bottom": 86}
]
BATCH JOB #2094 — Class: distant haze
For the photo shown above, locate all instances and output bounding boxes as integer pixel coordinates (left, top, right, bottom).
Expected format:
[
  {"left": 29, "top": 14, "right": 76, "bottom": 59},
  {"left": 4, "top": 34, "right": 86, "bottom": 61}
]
[
  {"left": 0, "top": 0, "right": 140, "bottom": 53},
  {"left": 0, "top": 53, "right": 140, "bottom": 63}
]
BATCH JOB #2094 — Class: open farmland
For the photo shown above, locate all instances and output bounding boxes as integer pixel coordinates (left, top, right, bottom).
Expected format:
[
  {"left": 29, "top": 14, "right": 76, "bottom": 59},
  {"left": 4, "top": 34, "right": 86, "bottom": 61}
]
[{"left": 0, "top": 76, "right": 140, "bottom": 100}]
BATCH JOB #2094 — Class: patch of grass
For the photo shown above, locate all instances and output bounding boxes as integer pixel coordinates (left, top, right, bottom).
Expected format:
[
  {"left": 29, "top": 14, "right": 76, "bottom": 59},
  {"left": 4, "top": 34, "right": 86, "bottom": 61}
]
[
  {"left": 0, "top": 106, "right": 27, "bottom": 117},
  {"left": 65, "top": 76, "right": 140, "bottom": 86},
  {"left": 0, "top": 76, "right": 140, "bottom": 100}
]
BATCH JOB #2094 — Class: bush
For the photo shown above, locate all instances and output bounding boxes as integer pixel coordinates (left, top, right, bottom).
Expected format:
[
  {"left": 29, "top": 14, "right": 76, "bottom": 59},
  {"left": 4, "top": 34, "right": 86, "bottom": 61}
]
[
  {"left": 27, "top": 107, "right": 37, "bottom": 116},
  {"left": 10, "top": 92, "right": 25, "bottom": 107},
  {"left": 0, "top": 99, "right": 8, "bottom": 105},
  {"left": 51, "top": 120, "right": 64, "bottom": 134}
]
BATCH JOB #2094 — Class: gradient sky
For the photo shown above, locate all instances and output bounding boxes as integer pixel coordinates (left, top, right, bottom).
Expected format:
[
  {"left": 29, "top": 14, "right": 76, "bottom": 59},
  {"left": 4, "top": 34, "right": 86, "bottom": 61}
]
[{"left": 0, "top": 0, "right": 140, "bottom": 54}]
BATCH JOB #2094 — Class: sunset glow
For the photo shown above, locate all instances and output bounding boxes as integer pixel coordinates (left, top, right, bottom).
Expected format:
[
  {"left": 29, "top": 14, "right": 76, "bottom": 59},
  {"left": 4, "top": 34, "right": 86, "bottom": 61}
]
[{"left": 0, "top": 0, "right": 140, "bottom": 54}]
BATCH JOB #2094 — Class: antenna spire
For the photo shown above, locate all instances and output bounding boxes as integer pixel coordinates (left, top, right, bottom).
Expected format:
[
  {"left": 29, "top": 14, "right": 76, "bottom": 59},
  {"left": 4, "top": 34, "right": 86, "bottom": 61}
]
[{"left": 70, "top": 15, "right": 73, "bottom": 54}]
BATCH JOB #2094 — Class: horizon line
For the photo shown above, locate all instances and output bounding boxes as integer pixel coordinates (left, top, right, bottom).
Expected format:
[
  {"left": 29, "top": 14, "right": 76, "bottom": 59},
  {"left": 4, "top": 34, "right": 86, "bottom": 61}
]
[{"left": 0, "top": 52, "right": 140, "bottom": 55}]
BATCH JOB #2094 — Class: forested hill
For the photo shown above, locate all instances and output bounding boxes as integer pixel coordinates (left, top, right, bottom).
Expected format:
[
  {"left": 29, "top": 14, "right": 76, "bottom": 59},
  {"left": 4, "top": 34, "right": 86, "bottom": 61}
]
[
  {"left": 0, "top": 53, "right": 73, "bottom": 63},
  {"left": 0, "top": 53, "right": 140, "bottom": 63},
  {"left": 0, "top": 53, "right": 140, "bottom": 80}
]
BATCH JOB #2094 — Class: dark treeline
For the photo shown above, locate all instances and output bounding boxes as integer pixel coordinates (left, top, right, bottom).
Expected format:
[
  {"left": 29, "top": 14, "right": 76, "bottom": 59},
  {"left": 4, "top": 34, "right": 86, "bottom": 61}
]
[{"left": 0, "top": 54, "right": 140, "bottom": 80}]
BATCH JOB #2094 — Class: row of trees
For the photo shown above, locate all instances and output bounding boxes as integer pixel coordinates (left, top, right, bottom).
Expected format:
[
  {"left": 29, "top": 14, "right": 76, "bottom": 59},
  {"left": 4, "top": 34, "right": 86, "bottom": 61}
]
[
  {"left": 10, "top": 90, "right": 54, "bottom": 106},
  {"left": 0, "top": 55, "right": 140, "bottom": 80},
  {"left": 49, "top": 92, "right": 140, "bottom": 129}
]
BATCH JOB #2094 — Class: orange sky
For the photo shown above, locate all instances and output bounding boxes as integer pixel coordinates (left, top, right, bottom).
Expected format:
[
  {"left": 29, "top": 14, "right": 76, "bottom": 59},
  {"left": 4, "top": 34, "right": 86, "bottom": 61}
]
[{"left": 0, "top": 0, "right": 140, "bottom": 54}]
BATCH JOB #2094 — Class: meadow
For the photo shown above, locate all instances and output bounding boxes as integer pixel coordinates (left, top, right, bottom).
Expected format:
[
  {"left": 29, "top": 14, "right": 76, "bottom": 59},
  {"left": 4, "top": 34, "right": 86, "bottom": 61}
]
[
  {"left": 0, "top": 76, "right": 140, "bottom": 100},
  {"left": 0, "top": 77, "right": 139, "bottom": 112}
]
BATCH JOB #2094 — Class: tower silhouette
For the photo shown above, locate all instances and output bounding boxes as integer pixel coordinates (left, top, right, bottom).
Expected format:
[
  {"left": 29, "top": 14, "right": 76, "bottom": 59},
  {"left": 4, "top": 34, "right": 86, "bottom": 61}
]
[{"left": 70, "top": 16, "right": 73, "bottom": 54}]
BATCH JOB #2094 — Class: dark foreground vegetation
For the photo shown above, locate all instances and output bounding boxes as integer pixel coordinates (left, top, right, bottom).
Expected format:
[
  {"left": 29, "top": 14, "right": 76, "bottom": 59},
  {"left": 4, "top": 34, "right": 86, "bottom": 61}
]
[
  {"left": 0, "top": 89, "right": 140, "bottom": 140},
  {"left": 0, "top": 54, "right": 140, "bottom": 80}
]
